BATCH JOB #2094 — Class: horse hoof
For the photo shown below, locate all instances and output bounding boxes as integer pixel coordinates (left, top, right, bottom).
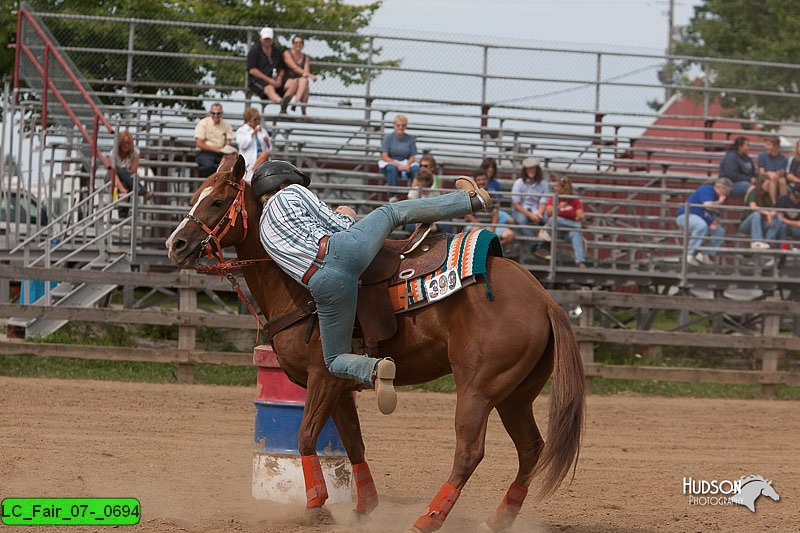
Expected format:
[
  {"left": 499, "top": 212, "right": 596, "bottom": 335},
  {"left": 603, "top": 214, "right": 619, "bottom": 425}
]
[{"left": 302, "top": 506, "right": 335, "bottom": 526}]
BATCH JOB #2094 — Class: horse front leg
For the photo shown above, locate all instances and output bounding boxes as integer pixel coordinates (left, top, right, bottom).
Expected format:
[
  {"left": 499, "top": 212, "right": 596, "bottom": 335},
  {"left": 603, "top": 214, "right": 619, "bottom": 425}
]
[
  {"left": 330, "top": 390, "right": 379, "bottom": 516},
  {"left": 410, "top": 393, "right": 492, "bottom": 533},
  {"left": 298, "top": 372, "right": 348, "bottom": 509}
]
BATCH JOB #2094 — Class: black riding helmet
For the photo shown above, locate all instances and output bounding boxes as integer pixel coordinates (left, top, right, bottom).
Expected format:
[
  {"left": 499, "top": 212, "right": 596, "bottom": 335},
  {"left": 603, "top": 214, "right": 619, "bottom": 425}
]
[{"left": 251, "top": 160, "right": 311, "bottom": 199}]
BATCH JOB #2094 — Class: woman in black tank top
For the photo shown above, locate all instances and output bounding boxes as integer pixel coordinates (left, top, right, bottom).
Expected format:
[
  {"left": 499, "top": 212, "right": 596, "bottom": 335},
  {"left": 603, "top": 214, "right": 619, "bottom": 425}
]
[{"left": 282, "top": 35, "right": 318, "bottom": 116}]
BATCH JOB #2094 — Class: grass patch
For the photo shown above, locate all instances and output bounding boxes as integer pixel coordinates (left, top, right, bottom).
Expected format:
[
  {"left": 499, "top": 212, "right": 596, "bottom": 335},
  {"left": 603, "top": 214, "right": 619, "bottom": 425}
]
[
  {"left": 402, "top": 371, "right": 800, "bottom": 400},
  {"left": 0, "top": 354, "right": 255, "bottom": 386},
  {"left": 30, "top": 323, "right": 136, "bottom": 347},
  {"left": 590, "top": 377, "right": 800, "bottom": 400}
]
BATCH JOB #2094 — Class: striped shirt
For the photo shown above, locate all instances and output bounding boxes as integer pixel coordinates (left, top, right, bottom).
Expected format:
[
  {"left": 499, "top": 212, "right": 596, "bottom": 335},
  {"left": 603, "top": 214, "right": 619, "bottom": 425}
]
[{"left": 259, "top": 184, "right": 355, "bottom": 284}]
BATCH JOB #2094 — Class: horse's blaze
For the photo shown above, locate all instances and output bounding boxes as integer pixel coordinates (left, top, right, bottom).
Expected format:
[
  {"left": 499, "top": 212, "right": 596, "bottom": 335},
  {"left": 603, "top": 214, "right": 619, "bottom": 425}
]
[{"left": 165, "top": 186, "right": 214, "bottom": 262}]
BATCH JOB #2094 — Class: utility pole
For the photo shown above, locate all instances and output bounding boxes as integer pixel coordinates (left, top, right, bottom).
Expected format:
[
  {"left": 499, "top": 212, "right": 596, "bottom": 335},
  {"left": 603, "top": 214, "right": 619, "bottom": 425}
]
[{"left": 665, "top": 0, "right": 675, "bottom": 102}]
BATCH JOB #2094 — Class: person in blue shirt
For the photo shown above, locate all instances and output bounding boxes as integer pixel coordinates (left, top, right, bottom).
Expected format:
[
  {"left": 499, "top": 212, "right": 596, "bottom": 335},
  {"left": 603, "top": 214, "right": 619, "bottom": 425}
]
[
  {"left": 675, "top": 178, "right": 732, "bottom": 266},
  {"left": 379, "top": 115, "right": 419, "bottom": 201},
  {"left": 757, "top": 135, "right": 788, "bottom": 203},
  {"left": 718, "top": 137, "right": 756, "bottom": 199}
]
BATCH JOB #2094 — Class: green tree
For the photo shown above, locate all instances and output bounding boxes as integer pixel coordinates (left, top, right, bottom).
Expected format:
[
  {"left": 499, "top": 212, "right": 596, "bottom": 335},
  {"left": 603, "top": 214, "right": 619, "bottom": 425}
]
[
  {"left": 5, "top": 0, "right": 387, "bottom": 108},
  {"left": 675, "top": 0, "right": 800, "bottom": 122}
]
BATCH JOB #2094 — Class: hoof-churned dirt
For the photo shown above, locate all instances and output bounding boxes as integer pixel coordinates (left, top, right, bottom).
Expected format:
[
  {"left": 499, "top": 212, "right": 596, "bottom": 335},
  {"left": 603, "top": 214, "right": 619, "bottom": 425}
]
[{"left": 1, "top": 377, "right": 796, "bottom": 532}]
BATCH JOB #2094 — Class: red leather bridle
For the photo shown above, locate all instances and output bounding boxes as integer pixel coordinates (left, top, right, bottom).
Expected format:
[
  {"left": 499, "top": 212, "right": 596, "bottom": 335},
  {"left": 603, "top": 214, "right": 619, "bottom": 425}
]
[{"left": 183, "top": 178, "right": 271, "bottom": 336}]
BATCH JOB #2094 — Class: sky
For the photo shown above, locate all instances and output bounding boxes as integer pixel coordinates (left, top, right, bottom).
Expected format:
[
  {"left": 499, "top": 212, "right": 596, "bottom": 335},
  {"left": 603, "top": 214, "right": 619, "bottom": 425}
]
[{"left": 352, "top": 0, "right": 704, "bottom": 53}]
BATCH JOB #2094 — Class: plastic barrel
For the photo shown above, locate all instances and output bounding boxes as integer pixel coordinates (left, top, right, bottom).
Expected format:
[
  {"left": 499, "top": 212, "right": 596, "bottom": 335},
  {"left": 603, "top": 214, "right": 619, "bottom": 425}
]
[{"left": 252, "top": 345, "right": 352, "bottom": 504}]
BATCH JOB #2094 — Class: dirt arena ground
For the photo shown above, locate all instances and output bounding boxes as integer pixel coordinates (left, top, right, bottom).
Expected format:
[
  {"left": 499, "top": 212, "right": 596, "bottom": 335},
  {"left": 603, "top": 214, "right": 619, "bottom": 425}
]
[{"left": 0, "top": 376, "right": 796, "bottom": 532}]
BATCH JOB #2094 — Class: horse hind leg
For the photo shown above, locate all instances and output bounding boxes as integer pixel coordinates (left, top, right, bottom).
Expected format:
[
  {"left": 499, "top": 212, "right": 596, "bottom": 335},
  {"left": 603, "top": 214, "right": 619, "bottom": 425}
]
[
  {"left": 482, "top": 381, "right": 547, "bottom": 531},
  {"left": 410, "top": 394, "right": 492, "bottom": 533}
]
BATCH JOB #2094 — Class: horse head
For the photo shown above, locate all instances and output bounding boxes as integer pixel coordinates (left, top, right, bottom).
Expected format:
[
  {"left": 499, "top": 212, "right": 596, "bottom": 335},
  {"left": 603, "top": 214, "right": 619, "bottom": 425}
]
[
  {"left": 166, "top": 154, "right": 253, "bottom": 267},
  {"left": 761, "top": 479, "right": 780, "bottom": 502}
]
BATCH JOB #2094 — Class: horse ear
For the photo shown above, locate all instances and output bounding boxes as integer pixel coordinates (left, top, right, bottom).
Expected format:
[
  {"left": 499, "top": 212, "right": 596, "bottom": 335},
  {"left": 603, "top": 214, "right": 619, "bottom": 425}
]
[{"left": 233, "top": 154, "right": 246, "bottom": 181}]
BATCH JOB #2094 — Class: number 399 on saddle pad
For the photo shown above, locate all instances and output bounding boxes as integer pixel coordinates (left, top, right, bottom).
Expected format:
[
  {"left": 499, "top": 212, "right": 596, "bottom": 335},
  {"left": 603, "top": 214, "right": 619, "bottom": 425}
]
[{"left": 387, "top": 230, "right": 503, "bottom": 312}]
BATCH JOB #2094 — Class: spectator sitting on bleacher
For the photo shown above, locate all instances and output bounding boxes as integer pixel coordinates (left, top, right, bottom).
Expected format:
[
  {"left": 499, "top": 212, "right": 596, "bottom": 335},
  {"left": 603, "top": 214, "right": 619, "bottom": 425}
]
[
  {"left": 247, "top": 27, "right": 295, "bottom": 114},
  {"left": 543, "top": 176, "right": 586, "bottom": 268},
  {"left": 194, "top": 103, "right": 233, "bottom": 178},
  {"left": 511, "top": 157, "right": 549, "bottom": 247},
  {"left": 757, "top": 135, "right": 788, "bottom": 203},
  {"left": 406, "top": 170, "right": 436, "bottom": 200},
  {"left": 480, "top": 157, "right": 503, "bottom": 197},
  {"left": 110, "top": 130, "right": 149, "bottom": 199},
  {"left": 719, "top": 136, "right": 756, "bottom": 199},
  {"left": 776, "top": 182, "right": 800, "bottom": 242},
  {"left": 405, "top": 170, "right": 438, "bottom": 233},
  {"left": 282, "top": 34, "right": 317, "bottom": 116},
  {"left": 464, "top": 169, "right": 515, "bottom": 248},
  {"left": 379, "top": 115, "right": 419, "bottom": 201},
  {"left": 676, "top": 178, "right": 732, "bottom": 266},
  {"left": 418, "top": 154, "right": 441, "bottom": 188},
  {"left": 739, "top": 175, "right": 785, "bottom": 250},
  {"left": 785, "top": 139, "right": 800, "bottom": 187},
  {"left": 235, "top": 107, "right": 271, "bottom": 182}
]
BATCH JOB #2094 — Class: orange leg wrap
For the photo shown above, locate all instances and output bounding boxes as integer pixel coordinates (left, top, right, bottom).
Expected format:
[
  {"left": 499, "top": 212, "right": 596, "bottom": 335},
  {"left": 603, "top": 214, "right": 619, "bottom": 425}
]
[
  {"left": 412, "top": 482, "right": 461, "bottom": 532},
  {"left": 483, "top": 482, "right": 528, "bottom": 531},
  {"left": 352, "top": 462, "right": 379, "bottom": 514},
  {"left": 301, "top": 455, "right": 328, "bottom": 508}
]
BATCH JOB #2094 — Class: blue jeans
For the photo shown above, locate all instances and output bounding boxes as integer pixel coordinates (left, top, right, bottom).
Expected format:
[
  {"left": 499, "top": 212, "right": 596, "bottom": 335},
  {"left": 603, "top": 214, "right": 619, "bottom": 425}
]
[
  {"left": 738, "top": 212, "right": 784, "bottom": 241},
  {"left": 306, "top": 191, "right": 472, "bottom": 384},
  {"left": 465, "top": 210, "right": 513, "bottom": 239},
  {"left": 786, "top": 225, "right": 800, "bottom": 239},
  {"left": 380, "top": 162, "right": 420, "bottom": 197},
  {"left": 676, "top": 213, "right": 725, "bottom": 255},
  {"left": 730, "top": 180, "right": 752, "bottom": 199},
  {"left": 544, "top": 216, "right": 585, "bottom": 263}
]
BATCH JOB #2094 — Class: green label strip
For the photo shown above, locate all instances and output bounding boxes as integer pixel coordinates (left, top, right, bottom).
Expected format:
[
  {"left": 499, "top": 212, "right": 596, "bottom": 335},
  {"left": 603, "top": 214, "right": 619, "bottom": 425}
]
[{"left": 1, "top": 498, "right": 140, "bottom": 526}]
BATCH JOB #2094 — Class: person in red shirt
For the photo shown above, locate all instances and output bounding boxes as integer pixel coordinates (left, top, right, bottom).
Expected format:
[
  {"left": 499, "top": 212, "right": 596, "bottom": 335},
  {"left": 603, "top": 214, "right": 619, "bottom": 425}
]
[{"left": 543, "top": 176, "right": 587, "bottom": 267}]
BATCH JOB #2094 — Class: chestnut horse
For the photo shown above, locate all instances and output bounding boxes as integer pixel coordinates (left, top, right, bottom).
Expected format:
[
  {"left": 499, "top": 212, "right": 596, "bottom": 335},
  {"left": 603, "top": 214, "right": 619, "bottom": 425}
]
[{"left": 166, "top": 155, "right": 584, "bottom": 532}]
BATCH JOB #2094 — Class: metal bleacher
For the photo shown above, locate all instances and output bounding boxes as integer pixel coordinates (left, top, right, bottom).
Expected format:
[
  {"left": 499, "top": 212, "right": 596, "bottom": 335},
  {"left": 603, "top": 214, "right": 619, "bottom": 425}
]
[{"left": 5, "top": 6, "right": 800, "bottom": 316}]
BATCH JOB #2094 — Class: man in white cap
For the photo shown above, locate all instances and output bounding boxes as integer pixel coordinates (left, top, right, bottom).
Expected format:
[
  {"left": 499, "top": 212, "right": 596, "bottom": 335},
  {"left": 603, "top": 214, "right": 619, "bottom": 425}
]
[{"left": 247, "top": 26, "right": 296, "bottom": 113}]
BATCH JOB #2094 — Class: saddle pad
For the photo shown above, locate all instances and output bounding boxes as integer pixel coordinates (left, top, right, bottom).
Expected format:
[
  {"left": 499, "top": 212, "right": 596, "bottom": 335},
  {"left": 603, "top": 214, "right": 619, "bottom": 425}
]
[{"left": 388, "top": 230, "right": 502, "bottom": 313}]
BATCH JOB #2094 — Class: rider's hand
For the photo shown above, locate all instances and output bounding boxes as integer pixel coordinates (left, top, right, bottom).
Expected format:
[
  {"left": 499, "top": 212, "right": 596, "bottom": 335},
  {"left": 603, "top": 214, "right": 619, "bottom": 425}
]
[{"left": 335, "top": 205, "right": 356, "bottom": 217}]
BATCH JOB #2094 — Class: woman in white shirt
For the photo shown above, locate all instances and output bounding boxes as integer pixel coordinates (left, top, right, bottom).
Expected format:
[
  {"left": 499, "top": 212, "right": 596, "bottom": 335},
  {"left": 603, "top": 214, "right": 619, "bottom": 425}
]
[{"left": 235, "top": 107, "right": 271, "bottom": 181}]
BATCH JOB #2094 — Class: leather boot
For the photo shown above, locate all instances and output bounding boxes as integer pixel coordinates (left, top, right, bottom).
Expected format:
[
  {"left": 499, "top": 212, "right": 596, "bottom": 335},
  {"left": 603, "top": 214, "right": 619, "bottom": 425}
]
[
  {"left": 372, "top": 358, "right": 397, "bottom": 415},
  {"left": 455, "top": 176, "right": 492, "bottom": 212}
]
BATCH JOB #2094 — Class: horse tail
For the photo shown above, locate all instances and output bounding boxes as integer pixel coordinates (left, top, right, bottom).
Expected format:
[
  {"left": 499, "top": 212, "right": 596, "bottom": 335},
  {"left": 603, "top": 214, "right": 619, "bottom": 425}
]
[{"left": 534, "top": 298, "right": 585, "bottom": 499}]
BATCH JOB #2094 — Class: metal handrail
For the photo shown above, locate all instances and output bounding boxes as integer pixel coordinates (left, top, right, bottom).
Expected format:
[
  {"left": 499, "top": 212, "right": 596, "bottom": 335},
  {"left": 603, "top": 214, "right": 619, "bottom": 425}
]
[{"left": 9, "top": 180, "right": 111, "bottom": 253}]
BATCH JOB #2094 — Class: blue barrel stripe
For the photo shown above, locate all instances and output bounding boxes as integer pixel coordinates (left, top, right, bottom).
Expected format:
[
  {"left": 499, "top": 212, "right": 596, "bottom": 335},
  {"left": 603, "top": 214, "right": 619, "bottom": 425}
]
[{"left": 253, "top": 401, "right": 347, "bottom": 456}]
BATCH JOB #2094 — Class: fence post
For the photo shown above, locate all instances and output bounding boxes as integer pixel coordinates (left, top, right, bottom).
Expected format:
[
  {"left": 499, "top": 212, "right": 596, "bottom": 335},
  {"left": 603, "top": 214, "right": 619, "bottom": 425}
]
[
  {"left": 761, "top": 297, "right": 782, "bottom": 399},
  {"left": 178, "top": 279, "right": 197, "bottom": 383},
  {"left": 578, "top": 291, "right": 594, "bottom": 393}
]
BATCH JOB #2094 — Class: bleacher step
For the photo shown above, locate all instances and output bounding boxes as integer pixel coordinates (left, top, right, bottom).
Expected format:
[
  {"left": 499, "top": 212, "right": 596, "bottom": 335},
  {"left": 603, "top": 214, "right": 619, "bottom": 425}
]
[{"left": 6, "top": 254, "right": 131, "bottom": 339}]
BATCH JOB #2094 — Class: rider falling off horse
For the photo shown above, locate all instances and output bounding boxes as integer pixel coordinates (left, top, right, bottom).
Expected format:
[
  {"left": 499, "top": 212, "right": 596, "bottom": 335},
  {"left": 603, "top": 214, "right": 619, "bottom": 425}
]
[{"left": 252, "top": 160, "right": 492, "bottom": 414}]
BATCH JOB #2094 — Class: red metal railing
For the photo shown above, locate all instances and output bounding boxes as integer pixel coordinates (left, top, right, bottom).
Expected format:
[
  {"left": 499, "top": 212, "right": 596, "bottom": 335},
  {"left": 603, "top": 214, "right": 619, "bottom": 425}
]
[{"left": 14, "top": 7, "right": 115, "bottom": 192}]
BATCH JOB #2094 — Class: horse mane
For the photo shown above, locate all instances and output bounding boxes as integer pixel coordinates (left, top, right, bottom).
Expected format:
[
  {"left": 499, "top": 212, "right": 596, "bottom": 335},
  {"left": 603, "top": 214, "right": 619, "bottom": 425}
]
[
  {"left": 189, "top": 170, "right": 233, "bottom": 205},
  {"left": 739, "top": 474, "right": 767, "bottom": 485}
]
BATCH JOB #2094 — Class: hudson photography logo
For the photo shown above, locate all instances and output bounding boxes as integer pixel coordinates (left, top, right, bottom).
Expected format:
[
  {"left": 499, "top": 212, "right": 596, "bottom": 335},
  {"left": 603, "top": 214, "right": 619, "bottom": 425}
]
[{"left": 682, "top": 475, "right": 780, "bottom": 513}]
